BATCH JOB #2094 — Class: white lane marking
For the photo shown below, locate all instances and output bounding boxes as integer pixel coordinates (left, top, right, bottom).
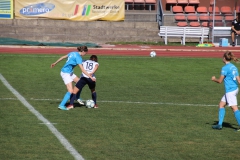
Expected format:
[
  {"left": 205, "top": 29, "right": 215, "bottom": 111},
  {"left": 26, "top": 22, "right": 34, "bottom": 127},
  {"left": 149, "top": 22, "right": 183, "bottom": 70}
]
[
  {"left": 0, "top": 98, "right": 217, "bottom": 107},
  {"left": 0, "top": 74, "right": 84, "bottom": 160}
]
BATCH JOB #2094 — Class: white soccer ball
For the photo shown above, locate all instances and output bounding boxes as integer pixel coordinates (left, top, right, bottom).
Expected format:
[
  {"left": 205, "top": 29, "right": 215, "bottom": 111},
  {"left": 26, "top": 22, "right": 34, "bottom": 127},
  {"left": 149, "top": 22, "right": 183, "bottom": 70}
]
[
  {"left": 85, "top": 100, "right": 95, "bottom": 108},
  {"left": 150, "top": 51, "right": 156, "bottom": 57}
]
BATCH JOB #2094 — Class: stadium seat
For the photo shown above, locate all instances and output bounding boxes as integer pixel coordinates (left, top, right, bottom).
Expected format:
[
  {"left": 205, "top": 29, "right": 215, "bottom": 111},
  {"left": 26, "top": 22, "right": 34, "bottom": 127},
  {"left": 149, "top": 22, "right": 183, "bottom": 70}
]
[
  {"left": 221, "top": 6, "right": 232, "bottom": 15},
  {"left": 177, "top": 0, "right": 188, "bottom": 5},
  {"left": 233, "top": 6, "right": 240, "bottom": 13},
  {"left": 209, "top": 15, "right": 222, "bottom": 21},
  {"left": 196, "top": 6, "right": 208, "bottom": 14},
  {"left": 177, "top": 21, "right": 188, "bottom": 27},
  {"left": 188, "top": 0, "right": 200, "bottom": 5},
  {"left": 172, "top": 6, "right": 184, "bottom": 13},
  {"left": 225, "top": 15, "right": 234, "bottom": 21},
  {"left": 199, "top": 14, "right": 209, "bottom": 21},
  {"left": 225, "top": 22, "right": 232, "bottom": 27},
  {"left": 184, "top": 6, "right": 195, "bottom": 14},
  {"left": 189, "top": 21, "right": 200, "bottom": 27},
  {"left": 187, "top": 15, "right": 198, "bottom": 21},
  {"left": 145, "top": 0, "right": 156, "bottom": 11},
  {"left": 134, "top": 0, "right": 145, "bottom": 10},
  {"left": 201, "top": 22, "right": 210, "bottom": 27},
  {"left": 125, "top": 0, "right": 134, "bottom": 10},
  {"left": 166, "top": 0, "right": 177, "bottom": 11},
  {"left": 209, "top": 6, "right": 220, "bottom": 14},
  {"left": 210, "top": 0, "right": 214, "bottom": 6},
  {"left": 174, "top": 13, "right": 186, "bottom": 21}
]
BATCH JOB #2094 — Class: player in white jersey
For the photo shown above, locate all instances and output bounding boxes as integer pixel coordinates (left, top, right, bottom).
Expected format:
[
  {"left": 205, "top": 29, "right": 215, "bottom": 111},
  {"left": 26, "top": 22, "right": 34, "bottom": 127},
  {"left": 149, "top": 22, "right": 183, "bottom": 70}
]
[
  {"left": 67, "top": 55, "right": 99, "bottom": 109},
  {"left": 51, "top": 46, "right": 95, "bottom": 111}
]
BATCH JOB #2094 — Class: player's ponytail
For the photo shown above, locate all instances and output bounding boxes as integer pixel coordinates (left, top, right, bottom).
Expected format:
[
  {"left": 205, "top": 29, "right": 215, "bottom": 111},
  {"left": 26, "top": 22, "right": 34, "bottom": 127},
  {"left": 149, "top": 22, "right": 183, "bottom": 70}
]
[
  {"left": 224, "top": 51, "right": 239, "bottom": 62},
  {"left": 77, "top": 46, "right": 88, "bottom": 52}
]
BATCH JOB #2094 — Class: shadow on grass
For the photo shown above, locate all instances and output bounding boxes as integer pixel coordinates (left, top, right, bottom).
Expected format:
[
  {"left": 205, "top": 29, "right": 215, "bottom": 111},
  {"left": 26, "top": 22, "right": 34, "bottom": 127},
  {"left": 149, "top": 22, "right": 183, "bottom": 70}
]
[{"left": 210, "top": 121, "right": 238, "bottom": 130}]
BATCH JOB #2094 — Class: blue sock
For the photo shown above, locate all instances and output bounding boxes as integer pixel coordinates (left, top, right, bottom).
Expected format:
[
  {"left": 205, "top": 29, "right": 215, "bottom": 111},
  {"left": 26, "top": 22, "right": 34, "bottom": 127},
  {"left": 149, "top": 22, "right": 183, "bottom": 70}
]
[
  {"left": 59, "top": 92, "right": 71, "bottom": 106},
  {"left": 70, "top": 94, "right": 76, "bottom": 105},
  {"left": 234, "top": 110, "right": 240, "bottom": 126},
  {"left": 218, "top": 108, "right": 225, "bottom": 126},
  {"left": 92, "top": 92, "right": 97, "bottom": 104}
]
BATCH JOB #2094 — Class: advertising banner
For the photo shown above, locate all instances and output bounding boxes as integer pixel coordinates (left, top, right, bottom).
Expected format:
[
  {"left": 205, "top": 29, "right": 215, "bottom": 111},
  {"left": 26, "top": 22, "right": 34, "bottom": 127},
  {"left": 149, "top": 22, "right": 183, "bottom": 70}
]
[
  {"left": 0, "top": 0, "right": 13, "bottom": 19},
  {"left": 15, "top": 0, "right": 124, "bottom": 21}
]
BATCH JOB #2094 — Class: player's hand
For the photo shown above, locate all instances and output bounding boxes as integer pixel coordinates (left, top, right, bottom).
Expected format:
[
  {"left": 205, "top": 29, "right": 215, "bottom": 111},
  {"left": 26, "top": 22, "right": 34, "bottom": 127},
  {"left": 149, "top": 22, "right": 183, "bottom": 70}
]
[
  {"left": 91, "top": 77, "right": 96, "bottom": 82},
  {"left": 211, "top": 76, "right": 216, "bottom": 81},
  {"left": 51, "top": 63, "right": 55, "bottom": 68}
]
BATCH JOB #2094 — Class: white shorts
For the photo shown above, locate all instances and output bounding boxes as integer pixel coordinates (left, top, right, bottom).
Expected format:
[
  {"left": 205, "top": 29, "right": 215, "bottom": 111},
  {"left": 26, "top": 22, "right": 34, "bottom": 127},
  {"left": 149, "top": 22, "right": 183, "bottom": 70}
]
[
  {"left": 60, "top": 71, "right": 77, "bottom": 85},
  {"left": 221, "top": 88, "right": 239, "bottom": 107}
]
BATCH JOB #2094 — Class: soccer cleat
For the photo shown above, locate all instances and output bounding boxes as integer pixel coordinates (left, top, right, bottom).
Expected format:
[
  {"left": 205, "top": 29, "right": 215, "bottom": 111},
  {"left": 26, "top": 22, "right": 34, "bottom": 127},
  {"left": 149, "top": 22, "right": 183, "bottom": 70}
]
[
  {"left": 77, "top": 99, "right": 84, "bottom": 105},
  {"left": 94, "top": 104, "right": 98, "bottom": 109},
  {"left": 212, "top": 124, "right": 222, "bottom": 130},
  {"left": 235, "top": 128, "right": 240, "bottom": 132},
  {"left": 232, "top": 42, "right": 235, "bottom": 47},
  {"left": 58, "top": 105, "right": 69, "bottom": 111},
  {"left": 67, "top": 105, "right": 74, "bottom": 109}
]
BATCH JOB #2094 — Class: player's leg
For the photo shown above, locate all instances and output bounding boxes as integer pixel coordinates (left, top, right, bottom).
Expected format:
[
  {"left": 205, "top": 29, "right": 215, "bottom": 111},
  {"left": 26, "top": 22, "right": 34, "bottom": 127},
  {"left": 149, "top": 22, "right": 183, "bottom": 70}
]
[
  {"left": 228, "top": 89, "right": 240, "bottom": 131},
  {"left": 231, "top": 31, "right": 236, "bottom": 46},
  {"left": 67, "top": 78, "right": 87, "bottom": 109},
  {"left": 58, "top": 72, "right": 75, "bottom": 110},
  {"left": 88, "top": 79, "right": 97, "bottom": 108},
  {"left": 212, "top": 95, "right": 227, "bottom": 129}
]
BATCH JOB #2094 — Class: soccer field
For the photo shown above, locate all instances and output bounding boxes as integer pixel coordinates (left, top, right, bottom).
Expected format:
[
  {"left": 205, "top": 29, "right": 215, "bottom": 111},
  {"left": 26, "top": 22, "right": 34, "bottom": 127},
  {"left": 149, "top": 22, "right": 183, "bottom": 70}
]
[{"left": 0, "top": 53, "right": 240, "bottom": 160}]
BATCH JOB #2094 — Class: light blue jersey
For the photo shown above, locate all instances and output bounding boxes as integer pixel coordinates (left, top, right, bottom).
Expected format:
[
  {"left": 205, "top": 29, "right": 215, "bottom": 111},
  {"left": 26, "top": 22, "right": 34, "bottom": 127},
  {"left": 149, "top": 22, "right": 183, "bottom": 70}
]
[
  {"left": 61, "top": 52, "right": 83, "bottom": 73},
  {"left": 221, "top": 62, "right": 239, "bottom": 93}
]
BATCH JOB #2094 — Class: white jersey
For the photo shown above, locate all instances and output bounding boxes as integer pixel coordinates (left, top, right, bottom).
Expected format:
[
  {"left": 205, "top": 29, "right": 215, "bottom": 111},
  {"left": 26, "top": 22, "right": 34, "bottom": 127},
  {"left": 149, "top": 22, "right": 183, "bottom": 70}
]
[{"left": 81, "top": 60, "right": 99, "bottom": 78}]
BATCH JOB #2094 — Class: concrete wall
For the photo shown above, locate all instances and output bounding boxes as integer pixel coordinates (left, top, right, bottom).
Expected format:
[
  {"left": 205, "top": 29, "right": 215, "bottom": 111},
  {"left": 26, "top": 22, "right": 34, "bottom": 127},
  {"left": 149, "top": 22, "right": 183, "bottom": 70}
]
[{"left": 0, "top": 18, "right": 161, "bottom": 44}]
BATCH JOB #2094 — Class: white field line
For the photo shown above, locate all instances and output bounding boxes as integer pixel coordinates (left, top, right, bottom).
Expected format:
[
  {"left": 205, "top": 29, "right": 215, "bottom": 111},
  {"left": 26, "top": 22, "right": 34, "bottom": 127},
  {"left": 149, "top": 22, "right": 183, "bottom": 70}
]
[
  {"left": 0, "top": 74, "right": 84, "bottom": 160},
  {"left": 0, "top": 97, "right": 217, "bottom": 107}
]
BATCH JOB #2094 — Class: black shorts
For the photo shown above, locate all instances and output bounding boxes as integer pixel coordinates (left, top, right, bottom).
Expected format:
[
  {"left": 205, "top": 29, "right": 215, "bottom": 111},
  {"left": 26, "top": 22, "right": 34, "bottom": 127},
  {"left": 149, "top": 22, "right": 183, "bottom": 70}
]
[{"left": 75, "top": 77, "right": 96, "bottom": 90}]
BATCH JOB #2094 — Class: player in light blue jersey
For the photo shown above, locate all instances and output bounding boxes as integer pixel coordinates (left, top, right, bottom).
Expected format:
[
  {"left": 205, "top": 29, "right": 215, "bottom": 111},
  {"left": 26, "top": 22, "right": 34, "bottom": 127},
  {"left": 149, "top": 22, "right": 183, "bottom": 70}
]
[
  {"left": 51, "top": 46, "right": 95, "bottom": 111},
  {"left": 211, "top": 51, "right": 240, "bottom": 131}
]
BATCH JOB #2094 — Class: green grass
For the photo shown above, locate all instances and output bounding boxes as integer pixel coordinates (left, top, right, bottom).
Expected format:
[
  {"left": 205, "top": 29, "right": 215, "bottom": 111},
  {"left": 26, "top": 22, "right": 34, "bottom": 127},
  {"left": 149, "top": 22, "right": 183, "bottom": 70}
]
[{"left": 0, "top": 54, "right": 240, "bottom": 160}]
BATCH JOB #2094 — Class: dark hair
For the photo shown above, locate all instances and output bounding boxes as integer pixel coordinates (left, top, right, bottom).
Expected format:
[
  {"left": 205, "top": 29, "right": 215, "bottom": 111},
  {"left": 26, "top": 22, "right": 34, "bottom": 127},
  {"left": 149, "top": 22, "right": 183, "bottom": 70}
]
[
  {"left": 223, "top": 51, "right": 239, "bottom": 62},
  {"left": 77, "top": 46, "right": 88, "bottom": 52},
  {"left": 90, "top": 55, "right": 98, "bottom": 62}
]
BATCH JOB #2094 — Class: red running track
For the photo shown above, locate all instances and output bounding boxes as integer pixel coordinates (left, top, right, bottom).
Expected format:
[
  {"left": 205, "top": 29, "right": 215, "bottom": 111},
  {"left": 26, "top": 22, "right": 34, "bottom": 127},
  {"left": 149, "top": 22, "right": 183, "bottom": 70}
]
[{"left": 1, "top": 45, "right": 240, "bottom": 58}]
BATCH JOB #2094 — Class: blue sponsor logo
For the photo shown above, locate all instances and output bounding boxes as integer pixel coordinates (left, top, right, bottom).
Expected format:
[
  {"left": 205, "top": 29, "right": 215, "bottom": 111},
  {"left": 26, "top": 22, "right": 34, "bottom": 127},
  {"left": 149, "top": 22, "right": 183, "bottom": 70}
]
[{"left": 20, "top": 3, "right": 55, "bottom": 16}]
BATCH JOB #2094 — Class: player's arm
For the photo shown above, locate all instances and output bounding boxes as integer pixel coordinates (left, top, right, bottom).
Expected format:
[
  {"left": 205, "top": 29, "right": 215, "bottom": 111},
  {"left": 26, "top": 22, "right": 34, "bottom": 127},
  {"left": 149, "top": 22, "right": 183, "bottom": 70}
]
[
  {"left": 211, "top": 75, "right": 224, "bottom": 83},
  {"left": 90, "top": 64, "right": 99, "bottom": 75},
  {"left": 51, "top": 55, "right": 68, "bottom": 68},
  {"left": 78, "top": 64, "right": 96, "bottom": 81},
  {"left": 236, "top": 76, "right": 240, "bottom": 84}
]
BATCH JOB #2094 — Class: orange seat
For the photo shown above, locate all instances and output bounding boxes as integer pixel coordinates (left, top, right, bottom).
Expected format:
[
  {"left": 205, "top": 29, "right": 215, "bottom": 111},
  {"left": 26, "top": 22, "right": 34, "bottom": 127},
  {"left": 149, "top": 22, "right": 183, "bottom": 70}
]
[
  {"left": 188, "top": 0, "right": 199, "bottom": 5},
  {"left": 172, "top": 6, "right": 184, "bottom": 13},
  {"left": 177, "top": 21, "right": 188, "bottom": 27},
  {"left": 221, "top": 6, "right": 232, "bottom": 15},
  {"left": 196, "top": 6, "right": 208, "bottom": 14},
  {"left": 187, "top": 15, "right": 198, "bottom": 21},
  {"left": 209, "top": 15, "right": 222, "bottom": 21},
  {"left": 174, "top": 13, "right": 186, "bottom": 21},
  {"left": 177, "top": 0, "right": 188, "bottom": 5},
  {"left": 189, "top": 21, "right": 200, "bottom": 27},
  {"left": 185, "top": 6, "right": 195, "bottom": 14},
  {"left": 201, "top": 22, "right": 210, "bottom": 27},
  {"left": 210, "top": 0, "right": 214, "bottom": 6},
  {"left": 199, "top": 14, "right": 209, "bottom": 21},
  {"left": 233, "top": 6, "right": 240, "bottom": 13},
  {"left": 166, "top": 0, "right": 178, "bottom": 12},
  {"left": 226, "top": 22, "right": 232, "bottom": 27},
  {"left": 209, "top": 6, "right": 220, "bottom": 14},
  {"left": 225, "top": 15, "right": 234, "bottom": 21}
]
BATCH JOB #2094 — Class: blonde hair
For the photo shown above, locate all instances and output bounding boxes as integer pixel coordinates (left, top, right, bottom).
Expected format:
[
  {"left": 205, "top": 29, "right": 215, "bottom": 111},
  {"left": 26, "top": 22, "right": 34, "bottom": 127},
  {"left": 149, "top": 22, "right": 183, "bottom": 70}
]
[{"left": 223, "top": 51, "right": 239, "bottom": 62}]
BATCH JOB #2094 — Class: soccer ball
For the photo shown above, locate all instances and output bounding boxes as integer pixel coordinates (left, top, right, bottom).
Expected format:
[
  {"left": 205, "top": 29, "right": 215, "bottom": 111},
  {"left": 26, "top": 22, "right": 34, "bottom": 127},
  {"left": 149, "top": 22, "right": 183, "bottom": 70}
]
[
  {"left": 150, "top": 51, "right": 156, "bottom": 57},
  {"left": 85, "top": 100, "right": 95, "bottom": 108}
]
